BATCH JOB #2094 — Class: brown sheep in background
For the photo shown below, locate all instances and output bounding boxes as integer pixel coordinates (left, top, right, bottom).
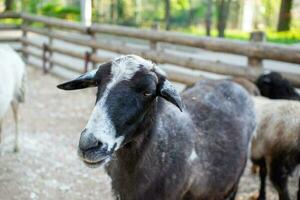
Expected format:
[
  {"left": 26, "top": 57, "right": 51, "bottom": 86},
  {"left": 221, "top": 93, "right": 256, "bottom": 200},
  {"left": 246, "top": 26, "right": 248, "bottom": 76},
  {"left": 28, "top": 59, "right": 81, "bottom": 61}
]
[{"left": 251, "top": 97, "right": 300, "bottom": 200}]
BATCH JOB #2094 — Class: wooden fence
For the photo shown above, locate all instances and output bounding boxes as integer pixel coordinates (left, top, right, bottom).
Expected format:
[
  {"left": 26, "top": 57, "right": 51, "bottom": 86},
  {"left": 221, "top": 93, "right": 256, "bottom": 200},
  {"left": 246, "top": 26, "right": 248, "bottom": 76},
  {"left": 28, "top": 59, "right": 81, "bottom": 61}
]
[
  {"left": 0, "top": 12, "right": 21, "bottom": 51},
  {"left": 0, "top": 12, "right": 300, "bottom": 86}
]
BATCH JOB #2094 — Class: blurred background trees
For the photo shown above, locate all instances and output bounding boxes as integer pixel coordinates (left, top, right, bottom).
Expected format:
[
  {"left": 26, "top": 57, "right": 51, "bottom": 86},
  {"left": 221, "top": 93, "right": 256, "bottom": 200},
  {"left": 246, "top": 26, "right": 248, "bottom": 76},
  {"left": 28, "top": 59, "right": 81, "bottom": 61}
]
[
  {"left": 4, "top": 0, "right": 14, "bottom": 11},
  {"left": 277, "top": 0, "right": 293, "bottom": 31},
  {"left": 216, "top": 0, "right": 231, "bottom": 37},
  {"left": 0, "top": 0, "right": 299, "bottom": 43}
]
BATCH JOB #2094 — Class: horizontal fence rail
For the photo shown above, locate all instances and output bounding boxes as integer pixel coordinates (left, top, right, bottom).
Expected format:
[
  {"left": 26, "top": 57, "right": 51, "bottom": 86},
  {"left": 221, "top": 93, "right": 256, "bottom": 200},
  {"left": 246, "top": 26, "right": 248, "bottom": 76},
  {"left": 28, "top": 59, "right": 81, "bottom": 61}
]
[
  {"left": 21, "top": 13, "right": 88, "bottom": 33},
  {"left": 21, "top": 13, "right": 300, "bottom": 65},
  {"left": 0, "top": 12, "right": 20, "bottom": 19},
  {"left": 0, "top": 24, "right": 20, "bottom": 30},
  {"left": 21, "top": 26, "right": 263, "bottom": 78},
  {"left": 91, "top": 25, "right": 300, "bottom": 64},
  {"left": 0, "top": 12, "right": 299, "bottom": 87}
]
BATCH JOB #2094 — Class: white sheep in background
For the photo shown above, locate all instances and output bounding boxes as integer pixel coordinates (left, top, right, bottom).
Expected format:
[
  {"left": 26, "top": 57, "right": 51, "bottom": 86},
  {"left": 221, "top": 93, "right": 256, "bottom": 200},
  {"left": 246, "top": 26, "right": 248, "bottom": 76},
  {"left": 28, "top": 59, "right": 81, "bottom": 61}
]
[
  {"left": 251, "top": 96, "right": 300, "bottom": 200},
  {"left": 0, "top": 45, "right": 26, "bottom": 152}
]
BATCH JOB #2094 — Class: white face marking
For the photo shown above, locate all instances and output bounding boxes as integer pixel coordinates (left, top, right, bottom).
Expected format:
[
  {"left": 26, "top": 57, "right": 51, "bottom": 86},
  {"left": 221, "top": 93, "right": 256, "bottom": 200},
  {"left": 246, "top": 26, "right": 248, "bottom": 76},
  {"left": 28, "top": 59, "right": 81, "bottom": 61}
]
[
  {"left": 188, "top": 148, "right": 198, "bottom": 162},
  {"left": 86, "top": 100, "right": 124, "bottom": 151},
  {"left": 85, "top": 55, "right": 156, "bottom": 151}
]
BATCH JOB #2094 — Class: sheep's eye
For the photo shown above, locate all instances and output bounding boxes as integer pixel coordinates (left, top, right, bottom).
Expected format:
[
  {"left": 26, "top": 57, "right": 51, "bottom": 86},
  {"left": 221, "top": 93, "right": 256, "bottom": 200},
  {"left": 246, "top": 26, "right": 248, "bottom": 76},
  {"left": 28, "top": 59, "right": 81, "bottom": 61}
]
[{"left": 143, "top": 91, "right": 152, "bottom": 96}]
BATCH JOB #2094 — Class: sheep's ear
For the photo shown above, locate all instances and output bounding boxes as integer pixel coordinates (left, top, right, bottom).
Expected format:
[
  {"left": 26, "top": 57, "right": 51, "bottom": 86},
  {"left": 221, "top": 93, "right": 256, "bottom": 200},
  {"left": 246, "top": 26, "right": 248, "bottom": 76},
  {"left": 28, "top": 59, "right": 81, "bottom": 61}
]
[
  {"left": 57, "top": 69, "right": 98, "bottom": 90},
  {"left": 157, "top": 79, "right": 183, "bottom": 112}
]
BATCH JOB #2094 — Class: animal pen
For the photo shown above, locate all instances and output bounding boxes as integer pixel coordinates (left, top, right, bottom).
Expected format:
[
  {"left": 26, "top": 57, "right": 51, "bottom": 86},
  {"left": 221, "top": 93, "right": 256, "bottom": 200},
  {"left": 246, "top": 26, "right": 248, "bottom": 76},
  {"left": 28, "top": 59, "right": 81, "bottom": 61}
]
[
  {"left": 0, "top": 11, "right": 300, "bottom": 200},
  {"left": 0, "top": 12, "right": 299, "bottom": 87}
]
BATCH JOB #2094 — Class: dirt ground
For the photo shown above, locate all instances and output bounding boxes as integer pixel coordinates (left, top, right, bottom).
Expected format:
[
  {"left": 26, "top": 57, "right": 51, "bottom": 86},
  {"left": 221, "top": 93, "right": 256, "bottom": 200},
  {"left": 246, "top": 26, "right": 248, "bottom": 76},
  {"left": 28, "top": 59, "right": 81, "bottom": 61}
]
[{"left": 0, "top": 67, "right": 298, "bottom": 200}]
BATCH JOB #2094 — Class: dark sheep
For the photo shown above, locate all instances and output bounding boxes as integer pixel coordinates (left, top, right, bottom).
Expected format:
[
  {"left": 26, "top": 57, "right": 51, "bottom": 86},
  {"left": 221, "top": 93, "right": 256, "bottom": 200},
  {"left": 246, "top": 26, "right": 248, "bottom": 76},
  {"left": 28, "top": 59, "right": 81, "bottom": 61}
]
[
  {"left": 256, "top": 72, "right": 300, "bottom": 100},
  {"left": 58, "top": 55, "right": 256, "bottom": 200}
]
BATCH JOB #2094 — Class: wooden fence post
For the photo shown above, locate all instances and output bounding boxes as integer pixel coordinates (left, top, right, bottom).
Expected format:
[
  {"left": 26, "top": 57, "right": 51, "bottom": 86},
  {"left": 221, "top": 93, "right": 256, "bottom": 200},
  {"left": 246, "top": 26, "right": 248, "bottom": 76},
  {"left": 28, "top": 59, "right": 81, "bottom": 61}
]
[
  {"left": 87, "top": 27, "right": 97, "bottom": 69},
  {"left": 150, "top": 22, "right": 159, "bottom": 50},
  {"left": 21, "top": 16, "right": 29, "bottom": 62},
  {"left": 42, "top": 43, "right": 50, "bottom": 73},
  {"left": 248, "top": 31, "right": 265, "bottom": 68},
  {"left": 47, "top": 25, "right": 54, "bottom": 70}
]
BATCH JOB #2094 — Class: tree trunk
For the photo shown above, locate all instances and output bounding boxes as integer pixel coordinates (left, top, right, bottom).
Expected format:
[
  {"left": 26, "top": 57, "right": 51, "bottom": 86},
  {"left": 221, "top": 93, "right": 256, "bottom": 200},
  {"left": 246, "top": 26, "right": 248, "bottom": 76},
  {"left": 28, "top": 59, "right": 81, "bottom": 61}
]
[
  {"left": 205, "top": 0, "right": 213, "bottom": 36},
  {"left": 164, "top": 0, "right": 171, "bottom": 30},
  {"left": 217, "top": 0, "right": 231, "bottom": 38},
  {"left": 5, "top": 0, "right": 14, "bottom": 11},
  {"left": 187, "top": 0, "right": 193, "bottom": 25},
  {"left": 117, "top": 0, "right": 124, "bottom": 21},
  {"left": 110, "top": 0, "right": 114, "bottom": 22},
  {"left": 277, "top": 0, "right": 293, "bottom": 31},
  {"left": 81, "top": 0, "right": 92, "bottom": 26},
  {"left": 135, "top": 0, "right": 142, "bottom": 24}
]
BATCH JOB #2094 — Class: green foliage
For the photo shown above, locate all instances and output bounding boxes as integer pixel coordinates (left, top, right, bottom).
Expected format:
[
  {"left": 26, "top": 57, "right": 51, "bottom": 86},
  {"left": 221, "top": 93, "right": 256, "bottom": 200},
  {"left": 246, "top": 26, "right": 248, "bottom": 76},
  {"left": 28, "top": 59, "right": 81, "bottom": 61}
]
[
  {"left": 22, "top": 0, "right": 42, "bottom": 13},
  {"left": 170, "top": 4, "right": 206, "bottom": 26},
  {"left": 266, "top": 30, "right": 300, "bottom": 44},
  {"left": 115, "top": 0, "right": 137, "bottom": 26},
  {"left": 260, "top": 0, "right": 280, "bottom": 29},
  {"left": 40, "top": 3, "right": 80, "bottom": 21},
  {"left": 0, "top": 18, "right": 22, "bottom": 25},
  {"left": 20, "top": 0, "right": 80, "bottom": 21},
  {"left": 225, "top": 30, "right": 300, "bottom": 44},
  {"left": 177, "top": 26, "right": 300, "bottom": 44}
]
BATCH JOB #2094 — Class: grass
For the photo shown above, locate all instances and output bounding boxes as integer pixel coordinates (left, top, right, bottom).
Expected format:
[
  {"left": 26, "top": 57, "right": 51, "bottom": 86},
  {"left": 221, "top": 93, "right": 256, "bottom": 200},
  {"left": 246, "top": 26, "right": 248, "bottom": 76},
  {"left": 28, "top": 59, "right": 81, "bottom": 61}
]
[
  {"left": 0, "top": 18, "right": 22, "bottom": 25},
  {"left": 177, "top": 26, "right": 300, "bottom": 44}
]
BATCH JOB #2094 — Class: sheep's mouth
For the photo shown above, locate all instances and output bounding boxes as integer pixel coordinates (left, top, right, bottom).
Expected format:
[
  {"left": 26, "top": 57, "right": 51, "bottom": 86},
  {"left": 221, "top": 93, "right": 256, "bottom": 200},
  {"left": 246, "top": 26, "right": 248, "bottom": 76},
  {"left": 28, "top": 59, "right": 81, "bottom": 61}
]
[
  {"left": 82, "top": 156, "right": 111, "bottom": 168},
  {"left": 78, "top": 148, "right": 112, "bottom": 168}
]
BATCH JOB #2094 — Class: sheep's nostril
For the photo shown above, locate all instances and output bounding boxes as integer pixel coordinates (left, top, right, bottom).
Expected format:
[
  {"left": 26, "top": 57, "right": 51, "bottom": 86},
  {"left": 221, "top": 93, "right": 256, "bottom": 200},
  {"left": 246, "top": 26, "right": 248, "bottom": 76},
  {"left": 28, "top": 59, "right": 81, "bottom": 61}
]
[
  {"left": 79, "top": 131, "right": 102, "bottom": 151},
  {"left": 96, "top": 140, "right": 102, "bottom": 147}
]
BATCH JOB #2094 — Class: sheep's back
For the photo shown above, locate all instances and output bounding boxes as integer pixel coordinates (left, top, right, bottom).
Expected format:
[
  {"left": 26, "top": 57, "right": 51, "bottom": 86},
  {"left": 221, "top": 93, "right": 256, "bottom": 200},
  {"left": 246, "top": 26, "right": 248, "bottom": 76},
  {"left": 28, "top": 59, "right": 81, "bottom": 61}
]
[
  {"left": 181, "top": 80, "right": 256, "bottom": 197},
  {"left": 251, "top": 97, "right": 300, "bottom": 160},
  {"left": 182, "top": 79, "right": 255, "bottom": 144}
]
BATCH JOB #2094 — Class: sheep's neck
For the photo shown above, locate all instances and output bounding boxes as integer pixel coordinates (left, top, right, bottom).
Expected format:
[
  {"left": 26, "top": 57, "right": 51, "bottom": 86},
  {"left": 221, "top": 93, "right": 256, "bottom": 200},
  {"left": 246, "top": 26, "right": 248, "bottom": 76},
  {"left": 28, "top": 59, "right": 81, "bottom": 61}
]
[
  {"left": 115, "top": 99, "right": 160, "bottom": 168},
  {"left": 125, "top": 102, "right": 157, "bottom": 148}
]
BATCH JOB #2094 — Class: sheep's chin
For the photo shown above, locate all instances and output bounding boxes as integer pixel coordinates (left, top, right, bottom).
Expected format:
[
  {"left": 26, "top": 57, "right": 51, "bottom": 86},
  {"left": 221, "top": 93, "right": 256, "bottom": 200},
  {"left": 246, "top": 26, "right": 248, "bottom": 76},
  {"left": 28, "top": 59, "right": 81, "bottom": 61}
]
[{"left": 83, "top": 156, "right": 111, "bottom": 168}]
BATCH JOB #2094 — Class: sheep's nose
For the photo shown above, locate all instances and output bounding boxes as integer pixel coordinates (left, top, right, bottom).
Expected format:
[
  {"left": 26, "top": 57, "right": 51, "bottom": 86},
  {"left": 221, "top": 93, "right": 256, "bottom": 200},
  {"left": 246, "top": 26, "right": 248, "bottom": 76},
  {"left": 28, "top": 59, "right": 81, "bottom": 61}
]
[{"left": 79, "top": 129, "right": 102, "bottom": 151}]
